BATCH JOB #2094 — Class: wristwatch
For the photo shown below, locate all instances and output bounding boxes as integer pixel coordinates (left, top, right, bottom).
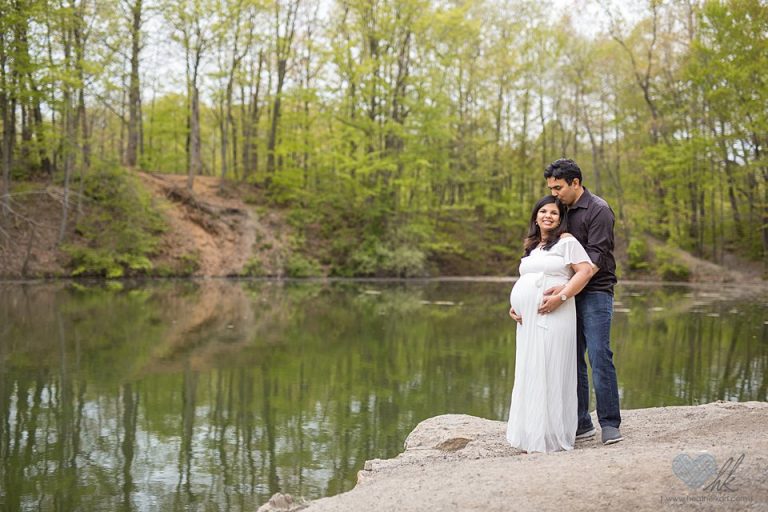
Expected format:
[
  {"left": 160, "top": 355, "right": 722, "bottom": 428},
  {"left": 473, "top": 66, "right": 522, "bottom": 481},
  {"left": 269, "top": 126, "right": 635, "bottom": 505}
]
[{"left": 560, "top": 294, "right": 568, "bottom": 302}]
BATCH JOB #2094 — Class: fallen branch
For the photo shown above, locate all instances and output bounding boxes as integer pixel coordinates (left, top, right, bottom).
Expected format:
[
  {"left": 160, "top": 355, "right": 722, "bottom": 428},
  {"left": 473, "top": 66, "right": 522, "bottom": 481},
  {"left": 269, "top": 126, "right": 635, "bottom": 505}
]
[{"left": 165, "top": 186, "right": 224, "bottom": 218}]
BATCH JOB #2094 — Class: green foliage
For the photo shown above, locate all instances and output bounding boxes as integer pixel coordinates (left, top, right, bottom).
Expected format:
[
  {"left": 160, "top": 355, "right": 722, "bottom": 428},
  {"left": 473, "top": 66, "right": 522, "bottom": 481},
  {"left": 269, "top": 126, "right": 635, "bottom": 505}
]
[
  {"left": 347, "top": 242, "right": 382, "bottom": 276},
  {"left": 653, "top": 246, "right": 691, "bottom": 282},
  {"left": 267, "top": 169, "right": 308, "bottom": 206},
  {"left": 242, "top": 257, "right": 265, "bottom": 277},
  {"left": 348, "top": 240, "right": 427, "bottom": 278},
  {"left": 151, "top": 252, "right": 200, "bottom": 278},
  {"left": 64, "top": 167, "right": 166, "bottom": 278},
  {"left": 66, "top": 247, "right": 152, "bottom": 278},
  {"left": 284, "top": 253, "right": 322, "bottom": 278},
  {"left": 173, "top": 252, "right": 201, "bottom": 277},
  {"left": 627, "top": 238, "right": 650, "bottom": 271},
  {"left": 386, "top": 245, "right": 427, "bottom": 277}
]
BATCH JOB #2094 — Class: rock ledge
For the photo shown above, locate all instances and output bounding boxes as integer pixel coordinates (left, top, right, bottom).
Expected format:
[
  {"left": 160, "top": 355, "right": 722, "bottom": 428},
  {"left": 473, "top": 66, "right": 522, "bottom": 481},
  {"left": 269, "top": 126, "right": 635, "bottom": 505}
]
[{"left": 295, "top": 401, "right": 768, "bottom": 511}]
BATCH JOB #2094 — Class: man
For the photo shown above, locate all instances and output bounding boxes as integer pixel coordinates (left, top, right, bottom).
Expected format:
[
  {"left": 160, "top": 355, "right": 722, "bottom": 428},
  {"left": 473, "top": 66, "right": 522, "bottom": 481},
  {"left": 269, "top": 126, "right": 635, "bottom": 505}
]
[{"left": 538, "top": 158, "right": 623, "bottom": 445}]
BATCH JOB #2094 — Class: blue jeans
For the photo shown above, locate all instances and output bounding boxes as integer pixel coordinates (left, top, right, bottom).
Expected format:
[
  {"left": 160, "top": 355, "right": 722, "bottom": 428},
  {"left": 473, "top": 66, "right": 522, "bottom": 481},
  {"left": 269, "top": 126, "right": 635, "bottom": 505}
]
[{"left": 576, "top": 291, "right": 621, "bottom": 430}]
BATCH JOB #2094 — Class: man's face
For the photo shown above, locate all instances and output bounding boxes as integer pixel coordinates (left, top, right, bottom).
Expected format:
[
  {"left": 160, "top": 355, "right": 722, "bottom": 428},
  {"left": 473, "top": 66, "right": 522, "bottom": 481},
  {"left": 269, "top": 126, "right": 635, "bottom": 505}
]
[{"left": 546, "top": 177, "right": 580, "bottom": 206}]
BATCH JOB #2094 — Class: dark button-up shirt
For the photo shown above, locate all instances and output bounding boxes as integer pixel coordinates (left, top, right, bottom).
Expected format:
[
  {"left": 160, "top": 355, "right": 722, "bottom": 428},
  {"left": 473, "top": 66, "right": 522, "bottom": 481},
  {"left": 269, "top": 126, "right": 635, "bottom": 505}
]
[{"left": 566, "top": 188, "right": 617, "bottom": 295}]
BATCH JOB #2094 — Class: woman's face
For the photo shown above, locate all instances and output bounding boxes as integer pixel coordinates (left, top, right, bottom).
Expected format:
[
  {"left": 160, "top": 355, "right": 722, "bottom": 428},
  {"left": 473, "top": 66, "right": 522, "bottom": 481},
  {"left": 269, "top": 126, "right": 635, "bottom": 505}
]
[{"left": 536, "top": 202, "right": 560, "bottom": 236}]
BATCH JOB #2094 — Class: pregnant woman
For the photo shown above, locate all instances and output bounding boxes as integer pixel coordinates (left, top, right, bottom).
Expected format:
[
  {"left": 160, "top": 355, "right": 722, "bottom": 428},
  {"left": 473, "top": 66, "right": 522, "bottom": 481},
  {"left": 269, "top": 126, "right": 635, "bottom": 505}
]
[{"left": 507, "top": 196, "right": 594, "bottom": 453}]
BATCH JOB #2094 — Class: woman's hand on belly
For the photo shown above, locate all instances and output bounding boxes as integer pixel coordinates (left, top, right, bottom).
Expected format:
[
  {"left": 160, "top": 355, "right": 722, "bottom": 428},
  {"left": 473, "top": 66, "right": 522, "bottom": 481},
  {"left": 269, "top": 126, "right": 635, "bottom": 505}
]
[{"left": 509, "top": 307, "right": 522, "bottom": 324}]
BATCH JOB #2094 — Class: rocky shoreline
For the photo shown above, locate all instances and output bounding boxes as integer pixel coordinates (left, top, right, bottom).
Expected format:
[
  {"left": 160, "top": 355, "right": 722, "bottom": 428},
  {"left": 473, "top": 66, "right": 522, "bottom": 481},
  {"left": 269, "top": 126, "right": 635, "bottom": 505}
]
[{"left": 260, "top": 401, "right": 768, "bottom": 511}]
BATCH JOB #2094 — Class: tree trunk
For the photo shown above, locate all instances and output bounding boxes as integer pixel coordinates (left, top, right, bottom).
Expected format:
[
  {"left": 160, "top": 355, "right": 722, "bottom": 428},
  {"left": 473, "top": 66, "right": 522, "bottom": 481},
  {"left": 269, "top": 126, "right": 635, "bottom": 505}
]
[
  {"left": 74, "top": 5, "right": 90, "bottom": 222},
  {"left": 0, "top": 30, "right": 12, "bottom": 220},
  {"left": 126, "top": 0, "right": 142, "bottom": 168},
  {"left": 188, "top": 83, "right": 201, "bottom": 190},
  {"left": 491, "top": 77, "right": 503, "bottom": 201},
  {"left": 539, "top": 82, "right": 546, "bottom": 171},
  {"left": 186, "top": 29, "right": 204, "bottom": 191},
  {"left": 242, "top": 50, "right": 264, "bottom": 181},
  {"left": 222, "top": 49, "right": 242, "bottom": 184},
  {"left": 266, "top": 60, "right": 285, "bottom": 175},
  {"left": 59, "top": 77, "right": 76, "bottom": 243},
  {"left": 227, "top": 86, "right": 237, "bottom": 181},
  {"left": 119, "top": 85, "right": 126, "bottom": 165},
  {"left": 20, "top": 98, "right": 30, "bottom": 165},
  {"left": 58, "top": 6, "right": 81, "bottom": 244},
  {"left": 11, "top": 6, "right": 32, "bottom": 173},
  {"left": 240, "top": 83, "right": 248, "bottom": 178},
  {"left": 719, "top": 131, "right": 743, "bottom": 240},
  {"left": 219, "top": 102, "right": 228, "bottom": 181},
  {"left": 754, "top": 135, "right": 768, "bottom": 274},
  {"left": 267, "top": 0, "right": 299, "bottom": 176},
  {"left": 225, "top": 12, "right": 248, "bottom": 183},
  {"left": 582, "top": 102, "right": 603, "bottom": 196},
  {"left": 303, "top": 85, "right": 310, "bottom": 190},
  {"left": 302, "top": 22, "right": 315, "bottom": 191},
  {"left": 518, "top": 88, "right": 529, "bottom": 204},
  {"left": 76, "top": 85, "right": 88, "bottom": 221},
  {"left": 29, "top": 79, "right": 52, "bottom": 175}
]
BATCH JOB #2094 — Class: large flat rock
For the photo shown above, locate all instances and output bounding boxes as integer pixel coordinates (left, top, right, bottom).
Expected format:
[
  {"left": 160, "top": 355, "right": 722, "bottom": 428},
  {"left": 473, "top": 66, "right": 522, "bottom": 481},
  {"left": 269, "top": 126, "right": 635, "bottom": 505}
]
[{"left": 288, "top": 401, "right": 768, "bottom": 511}]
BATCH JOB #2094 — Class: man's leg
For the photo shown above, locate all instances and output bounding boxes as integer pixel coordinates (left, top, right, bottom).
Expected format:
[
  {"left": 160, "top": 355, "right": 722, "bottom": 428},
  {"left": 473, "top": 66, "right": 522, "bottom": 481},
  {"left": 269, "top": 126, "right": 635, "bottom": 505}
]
[
  {"left": 579, "top": 291, "right": 621, "bottom": 429},
  {"left": 575, "top": 309, "right": 593, "bottom": 433}
]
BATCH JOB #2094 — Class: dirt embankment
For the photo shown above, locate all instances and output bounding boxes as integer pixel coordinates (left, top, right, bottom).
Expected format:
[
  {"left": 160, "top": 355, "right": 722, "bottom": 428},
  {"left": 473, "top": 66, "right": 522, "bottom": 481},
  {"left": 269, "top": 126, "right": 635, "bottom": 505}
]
[
  {"left": 138, "top": 172, "right": 289, "bottom": 277},
  {"left": 0, "top": 173, "right": 291, "bottom": 278}
]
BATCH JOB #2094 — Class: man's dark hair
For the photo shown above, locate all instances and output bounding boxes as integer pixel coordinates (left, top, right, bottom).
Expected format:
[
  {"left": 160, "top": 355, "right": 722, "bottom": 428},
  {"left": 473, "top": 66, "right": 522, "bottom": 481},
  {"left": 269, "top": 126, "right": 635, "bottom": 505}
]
[{"left": 544, "top": 158, "right": 583, "bottom": 185}]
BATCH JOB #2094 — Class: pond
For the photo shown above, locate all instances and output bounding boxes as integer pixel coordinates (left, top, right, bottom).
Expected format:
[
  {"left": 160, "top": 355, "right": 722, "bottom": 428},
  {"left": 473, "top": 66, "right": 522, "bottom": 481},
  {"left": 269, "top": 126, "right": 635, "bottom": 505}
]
[{"left": 0, "top": 279, "right": 766, "bottom": 510}]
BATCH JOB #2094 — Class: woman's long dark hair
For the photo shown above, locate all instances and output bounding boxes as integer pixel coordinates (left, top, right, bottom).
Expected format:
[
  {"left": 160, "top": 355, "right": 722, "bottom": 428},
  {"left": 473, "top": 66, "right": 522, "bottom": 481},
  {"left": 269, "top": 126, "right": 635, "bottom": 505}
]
[{"left": 523, "top": 196, "right": 568, "bottom": 256}]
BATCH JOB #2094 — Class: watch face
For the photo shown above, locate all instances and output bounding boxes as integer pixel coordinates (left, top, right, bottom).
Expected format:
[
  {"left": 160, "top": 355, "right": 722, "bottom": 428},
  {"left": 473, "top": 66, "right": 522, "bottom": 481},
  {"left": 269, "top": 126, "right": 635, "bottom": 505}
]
[{"left": 560, "top": 294, "right": 567, "bottom": 301}]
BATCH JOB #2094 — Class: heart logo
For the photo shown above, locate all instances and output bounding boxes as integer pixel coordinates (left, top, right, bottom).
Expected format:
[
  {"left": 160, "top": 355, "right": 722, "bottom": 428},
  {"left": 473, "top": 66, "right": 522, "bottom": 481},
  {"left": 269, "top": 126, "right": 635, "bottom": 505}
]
[{"left": 672, "top": 453, "right": 718, "bottom": 489}]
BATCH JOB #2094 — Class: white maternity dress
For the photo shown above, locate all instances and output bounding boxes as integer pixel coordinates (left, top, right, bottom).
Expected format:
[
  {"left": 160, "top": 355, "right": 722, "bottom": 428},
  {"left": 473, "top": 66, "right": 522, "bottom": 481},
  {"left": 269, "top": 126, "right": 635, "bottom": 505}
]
[{"left": 507, "top": 236, "right": 592, "bottom": 453}]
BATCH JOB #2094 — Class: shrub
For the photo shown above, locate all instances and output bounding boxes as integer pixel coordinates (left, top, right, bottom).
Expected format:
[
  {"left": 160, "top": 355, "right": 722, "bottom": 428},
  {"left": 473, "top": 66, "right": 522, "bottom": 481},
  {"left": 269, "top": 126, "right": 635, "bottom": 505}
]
[
  {"left": 176, "top": 252, "right": 200, "bottom": 276},
  {"left": 654, "top": 246, "right": 691, "bottom": 282},
  {"left": 242, "top": 257, "right": 265, "bottom": 277},
  {"left": 382, "top": 245, "right": 427, "bottom": 277},
  {"left": 346, "top": 239, "right": 391, "bottom": 276},
  {"left": 627, "top": 238, "right": 650, "bottom": 271},
  {"left": 284, "top": 253, "right": 322, "bottom": 277},
  {"left": 348, "top": 241, "right": 427, "bottom": 277},
  {"left": 64, "top": 167, "right": 166, "bottom": 278}
]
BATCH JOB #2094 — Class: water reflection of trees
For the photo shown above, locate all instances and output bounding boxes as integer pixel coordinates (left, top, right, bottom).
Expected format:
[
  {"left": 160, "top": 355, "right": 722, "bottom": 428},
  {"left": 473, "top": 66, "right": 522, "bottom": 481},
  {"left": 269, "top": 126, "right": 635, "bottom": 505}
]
[
  {"left": 613, "top": 285, "right": 767, "bottom": 408},
  {"left": 0, "top": 281, "right": 765, "bottom": 509}
]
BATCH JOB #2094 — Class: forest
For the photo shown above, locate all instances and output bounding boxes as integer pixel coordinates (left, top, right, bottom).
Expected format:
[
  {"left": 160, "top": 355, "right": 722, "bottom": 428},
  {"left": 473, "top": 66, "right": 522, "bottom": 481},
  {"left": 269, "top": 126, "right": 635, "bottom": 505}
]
[{"left": 0, "top": 0, "right": 765, "bottom": 278}]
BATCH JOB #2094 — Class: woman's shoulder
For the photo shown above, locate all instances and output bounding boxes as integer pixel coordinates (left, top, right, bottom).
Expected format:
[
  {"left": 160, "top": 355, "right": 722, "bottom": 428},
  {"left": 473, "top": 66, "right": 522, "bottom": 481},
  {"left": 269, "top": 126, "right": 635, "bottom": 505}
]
[{"left": 556, "top": 233, "right": 585, "bottom": 249}]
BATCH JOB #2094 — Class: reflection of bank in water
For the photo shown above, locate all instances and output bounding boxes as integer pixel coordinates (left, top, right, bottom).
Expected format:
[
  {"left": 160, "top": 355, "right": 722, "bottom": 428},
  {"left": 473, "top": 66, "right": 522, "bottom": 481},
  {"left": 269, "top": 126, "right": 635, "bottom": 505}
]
[{"left": 0, "top": 279, "right": 765, "bottom": 509}]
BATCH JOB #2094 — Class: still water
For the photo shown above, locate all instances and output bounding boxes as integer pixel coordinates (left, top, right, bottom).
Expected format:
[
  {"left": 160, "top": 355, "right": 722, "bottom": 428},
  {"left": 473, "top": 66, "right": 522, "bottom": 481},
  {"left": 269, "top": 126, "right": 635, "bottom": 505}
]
[{"left": 0, "top": 279, "right": 766, "bottom": 510}]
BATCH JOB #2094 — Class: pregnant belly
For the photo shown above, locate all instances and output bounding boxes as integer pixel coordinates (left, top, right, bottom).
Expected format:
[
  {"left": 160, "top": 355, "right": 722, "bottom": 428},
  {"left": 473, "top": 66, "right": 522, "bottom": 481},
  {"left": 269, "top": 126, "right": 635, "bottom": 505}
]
[
  {"left": 509, "top": 273, "right": 568, "bottom": 313},
  {"left": 509, "top": 274, "right": 535, "bottom": 313}
]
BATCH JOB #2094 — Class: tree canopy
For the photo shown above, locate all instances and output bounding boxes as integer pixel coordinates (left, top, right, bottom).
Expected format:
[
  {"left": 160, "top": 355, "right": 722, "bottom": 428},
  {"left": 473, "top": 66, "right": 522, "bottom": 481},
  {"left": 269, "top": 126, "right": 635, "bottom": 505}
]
[{"left": 0, "top": 0, "right": 765, "bottom": 277}]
